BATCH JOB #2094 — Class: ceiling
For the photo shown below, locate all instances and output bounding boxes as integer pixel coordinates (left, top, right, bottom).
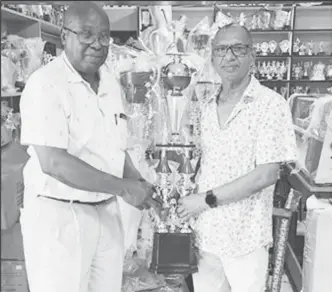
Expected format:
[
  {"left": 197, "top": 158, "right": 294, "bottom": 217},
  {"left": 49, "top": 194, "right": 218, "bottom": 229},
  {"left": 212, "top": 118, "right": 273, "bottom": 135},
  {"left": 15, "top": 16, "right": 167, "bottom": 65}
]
[{"left": 1, "top": 1, "right": 328, "bottom": 6}]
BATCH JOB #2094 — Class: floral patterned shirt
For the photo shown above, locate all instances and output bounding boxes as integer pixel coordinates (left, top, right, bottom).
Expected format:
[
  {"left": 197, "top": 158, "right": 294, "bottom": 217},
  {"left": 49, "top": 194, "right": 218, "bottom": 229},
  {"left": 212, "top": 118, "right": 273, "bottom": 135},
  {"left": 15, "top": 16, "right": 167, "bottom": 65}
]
[{"left": 193, "top": 76, "right": 298, "bottom": 258}]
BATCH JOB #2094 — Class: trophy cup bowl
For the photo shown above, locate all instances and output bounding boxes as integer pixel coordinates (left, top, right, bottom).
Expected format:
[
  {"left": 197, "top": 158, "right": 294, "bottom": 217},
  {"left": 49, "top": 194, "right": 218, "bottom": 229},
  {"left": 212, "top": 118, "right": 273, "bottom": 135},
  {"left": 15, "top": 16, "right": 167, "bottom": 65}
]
[
  {"left": 163, "top": 61, "right": 192, "bottom": 96},
  {"left": 120, "top": 71, "right": 156, "bottom": 103},
  {"left": 191, "top": 34, "right": 210, "bottom": 51}
]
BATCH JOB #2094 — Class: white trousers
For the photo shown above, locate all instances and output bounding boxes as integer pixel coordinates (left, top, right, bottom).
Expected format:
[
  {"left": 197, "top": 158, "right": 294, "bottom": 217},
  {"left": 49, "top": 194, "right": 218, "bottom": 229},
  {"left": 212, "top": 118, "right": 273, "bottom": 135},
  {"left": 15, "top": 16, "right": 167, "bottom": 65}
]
[
  {"left": 20, "top": 196, "right": 124, "bottom": 292},
  {"left": 193, "top": 247, "right": 269, "bottom": 292}
]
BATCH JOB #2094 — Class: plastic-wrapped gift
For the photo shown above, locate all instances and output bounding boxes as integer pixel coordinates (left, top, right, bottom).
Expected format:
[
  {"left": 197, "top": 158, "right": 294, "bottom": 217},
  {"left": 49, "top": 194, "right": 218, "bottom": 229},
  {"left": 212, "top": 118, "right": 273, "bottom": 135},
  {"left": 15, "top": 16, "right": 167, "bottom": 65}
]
[
  {"left": 303, "top": 196, "right": 332, "bottom": 292},
  {"left": 289, "top": 94, "right": 332, "bottom": 184},
  {"left": 1, "top": 55, "right": 18, "bottom": 93}
]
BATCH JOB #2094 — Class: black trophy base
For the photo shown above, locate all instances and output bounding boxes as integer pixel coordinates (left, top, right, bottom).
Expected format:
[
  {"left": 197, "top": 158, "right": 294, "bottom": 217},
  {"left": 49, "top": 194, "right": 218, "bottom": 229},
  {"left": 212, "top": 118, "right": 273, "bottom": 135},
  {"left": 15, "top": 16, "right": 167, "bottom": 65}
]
[{"left": 149, "top": 232, "right": 198, "bottom": 275}]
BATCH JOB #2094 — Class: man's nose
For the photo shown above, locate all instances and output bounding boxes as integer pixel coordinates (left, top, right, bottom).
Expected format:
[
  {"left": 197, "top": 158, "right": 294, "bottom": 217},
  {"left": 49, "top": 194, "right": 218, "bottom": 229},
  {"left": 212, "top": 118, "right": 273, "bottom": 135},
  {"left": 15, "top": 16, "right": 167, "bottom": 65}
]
[
  {"left": 90, "top": 37, "right": 102, "bottom": 49},
  {"left": 224, "top": 48, "right": 236, "bottom": 60}
]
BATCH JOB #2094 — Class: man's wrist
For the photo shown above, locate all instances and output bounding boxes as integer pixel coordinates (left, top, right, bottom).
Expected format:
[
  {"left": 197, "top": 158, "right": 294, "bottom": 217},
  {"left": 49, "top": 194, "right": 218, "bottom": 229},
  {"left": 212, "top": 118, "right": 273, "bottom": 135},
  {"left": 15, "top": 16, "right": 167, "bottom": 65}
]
[{"left": 205, "top": 189, "right": 218, "bottom": 208}]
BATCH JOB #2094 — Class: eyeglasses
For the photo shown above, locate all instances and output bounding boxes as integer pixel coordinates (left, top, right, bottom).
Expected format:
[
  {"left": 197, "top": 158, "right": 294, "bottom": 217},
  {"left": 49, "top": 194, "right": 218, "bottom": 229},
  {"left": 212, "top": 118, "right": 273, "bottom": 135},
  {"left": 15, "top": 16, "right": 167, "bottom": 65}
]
[
  {"left": 63, "top": 27, "right": 111, "bottom": 47},
  {"left": 213, "top": 44, "right": 252, "bottom": 58}
]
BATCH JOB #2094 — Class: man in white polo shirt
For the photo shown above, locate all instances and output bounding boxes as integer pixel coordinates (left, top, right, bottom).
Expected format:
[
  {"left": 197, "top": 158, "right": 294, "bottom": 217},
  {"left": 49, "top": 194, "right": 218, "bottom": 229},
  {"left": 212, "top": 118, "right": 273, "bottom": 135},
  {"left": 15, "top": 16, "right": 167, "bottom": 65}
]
[{"left": 19, "top": 2, "right": 156, "bottom": 292}]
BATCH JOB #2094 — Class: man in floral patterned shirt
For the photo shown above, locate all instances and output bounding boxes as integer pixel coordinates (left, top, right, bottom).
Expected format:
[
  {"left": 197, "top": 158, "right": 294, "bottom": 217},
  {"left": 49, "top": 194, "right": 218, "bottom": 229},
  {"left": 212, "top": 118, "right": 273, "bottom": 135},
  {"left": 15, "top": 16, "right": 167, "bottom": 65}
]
[{"left": 177, "top": 24, "right": 297, "bottom": 292}]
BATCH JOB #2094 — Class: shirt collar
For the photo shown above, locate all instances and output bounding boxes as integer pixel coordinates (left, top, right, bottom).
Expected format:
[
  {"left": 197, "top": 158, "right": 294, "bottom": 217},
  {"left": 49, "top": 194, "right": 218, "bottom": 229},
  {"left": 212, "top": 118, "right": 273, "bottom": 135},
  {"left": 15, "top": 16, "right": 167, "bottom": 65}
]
[
  {"left": 61, "top": 52, "right": 111, "bottom": 97},
  {"left": 210, "top": 75, "right": 261, "bottom": 105}
]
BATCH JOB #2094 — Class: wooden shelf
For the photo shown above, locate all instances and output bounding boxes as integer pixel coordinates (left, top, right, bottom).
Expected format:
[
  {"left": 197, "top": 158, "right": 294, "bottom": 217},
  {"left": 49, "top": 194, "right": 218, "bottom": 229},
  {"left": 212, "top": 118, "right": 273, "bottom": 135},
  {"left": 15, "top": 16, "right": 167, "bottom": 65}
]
[
  {"left": 292, "top": 55, "right": 332, "bottom": 59},
  {"left": 250, "top": 29, "right": 291, "bottom": 34},
  {"left": 290, "top": 80, "right": 332, "bottom": 83},
  {"left": 259, "top": 79, "right": 289, "bottom": 83},
  {"left": 293, "top": 29, "right": 332, "bottom": 33},
  {"left": 1, "top": 92, "right": 22, "bottom": 98},
  {"left": 256, "top": 55, "right": 291, "bottom": 59},
  {"left": 1, "top": 7, "right": 61, "bottom": 36}
]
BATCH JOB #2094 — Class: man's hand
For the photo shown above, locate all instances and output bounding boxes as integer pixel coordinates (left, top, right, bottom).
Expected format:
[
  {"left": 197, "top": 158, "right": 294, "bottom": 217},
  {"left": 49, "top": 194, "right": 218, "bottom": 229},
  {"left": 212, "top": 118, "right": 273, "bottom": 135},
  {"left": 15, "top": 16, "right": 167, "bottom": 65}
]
[
  {"left": 121, "top": 179, "right": 162, "bottom": 210},
  {"left": 177, "top": 193, "right": 208, "bottom": 221}
]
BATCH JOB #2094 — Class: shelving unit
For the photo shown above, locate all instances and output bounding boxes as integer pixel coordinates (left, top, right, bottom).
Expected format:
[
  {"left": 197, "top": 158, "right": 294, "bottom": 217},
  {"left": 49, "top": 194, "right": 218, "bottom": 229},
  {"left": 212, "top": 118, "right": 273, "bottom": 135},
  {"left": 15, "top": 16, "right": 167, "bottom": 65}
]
[
  {"left": 1, "top": 6, "right": 62, "bottom": 109},
  {"left": 1, "top": 7, "right": 62, "bottom": 50},
  {"left": 133, "top": 3, "right": 332, "bottom": 99}
]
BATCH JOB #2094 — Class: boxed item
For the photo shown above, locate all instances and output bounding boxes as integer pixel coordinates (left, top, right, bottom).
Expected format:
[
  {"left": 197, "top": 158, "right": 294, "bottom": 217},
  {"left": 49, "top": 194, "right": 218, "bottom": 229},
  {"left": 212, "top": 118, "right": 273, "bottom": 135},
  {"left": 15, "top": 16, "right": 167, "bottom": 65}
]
[
  {"left": 1, "top": 142, "right": 29, "bottom": 230},
  {"left": 289, "top": 94, "right": 332, "bottom": 184},
  {"left": 1, "top": 260, "right": 29, "bottom": 292},
  {"left": 302, "top": 196, "right": 332, "bottom": 292}
]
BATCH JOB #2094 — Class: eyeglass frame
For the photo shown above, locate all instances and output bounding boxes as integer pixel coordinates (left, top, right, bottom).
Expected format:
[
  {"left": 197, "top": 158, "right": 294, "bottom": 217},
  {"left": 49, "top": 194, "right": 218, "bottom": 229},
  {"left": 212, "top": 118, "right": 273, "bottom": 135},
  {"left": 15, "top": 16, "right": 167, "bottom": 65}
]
[
  {"left": 212, "top": 44, "right": 253, "bottom": 58},
  {"left": 62, "top": 26, "right": 112, "bottom": 47}
]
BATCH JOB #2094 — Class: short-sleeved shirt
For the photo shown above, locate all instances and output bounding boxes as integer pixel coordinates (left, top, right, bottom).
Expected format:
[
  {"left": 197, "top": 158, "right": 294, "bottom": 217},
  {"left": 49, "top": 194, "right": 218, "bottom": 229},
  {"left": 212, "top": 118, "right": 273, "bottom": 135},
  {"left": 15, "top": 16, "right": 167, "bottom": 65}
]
[
  {"left": 192, "top": 76, "right": 298, "bottom": 258},
  {"left": 20, "top": 52, "right": 128, "bottom": 203}
]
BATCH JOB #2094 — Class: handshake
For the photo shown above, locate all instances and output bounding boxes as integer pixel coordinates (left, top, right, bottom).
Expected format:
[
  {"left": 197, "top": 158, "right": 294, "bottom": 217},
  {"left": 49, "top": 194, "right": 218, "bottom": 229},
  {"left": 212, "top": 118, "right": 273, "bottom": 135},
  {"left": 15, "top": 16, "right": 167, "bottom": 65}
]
[{"left": 121, "top": 177, "right": 162, "bottom": 212}]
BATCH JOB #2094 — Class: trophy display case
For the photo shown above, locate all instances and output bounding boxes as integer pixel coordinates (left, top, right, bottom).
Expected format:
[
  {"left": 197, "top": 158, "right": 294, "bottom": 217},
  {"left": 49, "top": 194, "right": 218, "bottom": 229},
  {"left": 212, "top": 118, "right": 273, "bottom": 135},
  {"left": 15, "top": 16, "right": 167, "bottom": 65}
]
[{"left": 164, "top": 3, "right": 332, "bottom": 99}]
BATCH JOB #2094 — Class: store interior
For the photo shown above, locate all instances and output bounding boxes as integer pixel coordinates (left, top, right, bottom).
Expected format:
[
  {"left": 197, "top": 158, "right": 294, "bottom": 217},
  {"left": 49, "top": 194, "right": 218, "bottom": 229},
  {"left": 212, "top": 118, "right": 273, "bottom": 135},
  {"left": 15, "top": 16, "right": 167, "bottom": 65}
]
[{"left": 1, "top": 1, "right": 332, "bottom": 292}]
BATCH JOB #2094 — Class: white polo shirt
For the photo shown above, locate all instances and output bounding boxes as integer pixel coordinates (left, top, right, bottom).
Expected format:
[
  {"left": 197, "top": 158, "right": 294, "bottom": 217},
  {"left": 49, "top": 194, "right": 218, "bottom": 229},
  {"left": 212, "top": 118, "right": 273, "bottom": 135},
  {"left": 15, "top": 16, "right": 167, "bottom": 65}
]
[
  {"left": 193, "top": 76, "right": 298, "bottom": 258},
  {"left": 20, "top": 52, "right": 128, "bottom": 203}
]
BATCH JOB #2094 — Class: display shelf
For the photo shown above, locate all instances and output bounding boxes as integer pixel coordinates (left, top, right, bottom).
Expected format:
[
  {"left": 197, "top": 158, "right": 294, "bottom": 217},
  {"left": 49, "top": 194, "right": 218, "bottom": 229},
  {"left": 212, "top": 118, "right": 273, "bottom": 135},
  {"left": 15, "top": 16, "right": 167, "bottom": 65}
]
[
  {"left": 1, "top": 7, "right": 61, "bottom": 36},
  {"left": 250, "top": 30, "right": 292, "bottom": 34},
  {"left": 290, "top": 80, "right": 332, "bottom": 83},
  {"left": 256, "top": 55, "right": 290, "bottom": 58},
  {"left": 292, "top": 55, "right": 332, "bottom": 59},
  {"left": 293, "top": 29, "right": 332, "bottom": 33},
  {"left": 260, "top": 80, "right": 288, "bottom": 83},
  {"left": 1, "top": 92, "right": 22, "bottom": 98}
]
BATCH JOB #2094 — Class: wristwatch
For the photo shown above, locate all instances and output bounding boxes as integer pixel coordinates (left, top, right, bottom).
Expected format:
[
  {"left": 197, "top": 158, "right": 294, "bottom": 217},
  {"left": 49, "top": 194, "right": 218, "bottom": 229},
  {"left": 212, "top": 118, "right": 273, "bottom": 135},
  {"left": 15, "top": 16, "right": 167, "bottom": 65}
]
[{"left": 205, "top": 190, "right": 217, "bottom": 208}]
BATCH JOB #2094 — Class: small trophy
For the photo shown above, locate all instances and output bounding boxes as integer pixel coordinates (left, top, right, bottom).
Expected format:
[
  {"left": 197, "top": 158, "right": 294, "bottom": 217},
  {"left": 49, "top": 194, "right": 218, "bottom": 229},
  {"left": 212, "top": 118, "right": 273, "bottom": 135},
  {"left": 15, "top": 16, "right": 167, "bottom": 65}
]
[
  {"left": 326, "top": 62, "right": 332, "bottom": 80},
  {"left": 254, "top": 43, "right": 261, "bottom": 55},
  {"left": 260, "top": 42, "right": 269, "bottom": 56},
  {"left": 251, "top": 14, "right": 259, "bottom": 30},
  {"left": 293, "top": 63, "right": 303, "bottom": 80},
  {"left": 268, "top": 40, "right": 278, "bottom": 55},
  {"left": 310, "top": 62, "right": 326, "bottom": 81},
  {"left": 238, "top": 12, "right": 246, "bottom": 27},
  {"left": 266, "top": 61, "right": 273, "bottom": 80},
  {"left": 271, "top": 61, "right": 277, "bottom": 79},
  {"left": 293, "top": 38, "right": 301, "bottom": 55},
  {"left": 299, "top": 43, "right": 307, "bottom": 56},
  {"left": 259, "top": 61, "right": 266, "bottom": 80},
  {"left": 303, "top": 62, "right": 311, "bottom": 79},
  {"left": 280, "top": 87, "right": 288, "bottom": 98},
  {"left": 317, "top": 42, "right": 325, "bottom": 56},
  {"left": 279, "top": 39, "right": 290, "bottom": 55},
  {"left": 307, "top": 40, "right": 314, "bottom": 56}
]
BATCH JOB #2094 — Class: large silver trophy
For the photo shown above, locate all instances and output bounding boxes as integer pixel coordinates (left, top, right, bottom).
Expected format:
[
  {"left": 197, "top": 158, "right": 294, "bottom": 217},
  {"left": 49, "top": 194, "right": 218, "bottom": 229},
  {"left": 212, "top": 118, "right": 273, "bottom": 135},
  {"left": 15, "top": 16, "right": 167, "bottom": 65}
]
[
  {"left": 148, "top": 24, "right": 201, "bottom": 275},
  {"left": 149, "top": 51, "right": 199, "bottom": 275}
]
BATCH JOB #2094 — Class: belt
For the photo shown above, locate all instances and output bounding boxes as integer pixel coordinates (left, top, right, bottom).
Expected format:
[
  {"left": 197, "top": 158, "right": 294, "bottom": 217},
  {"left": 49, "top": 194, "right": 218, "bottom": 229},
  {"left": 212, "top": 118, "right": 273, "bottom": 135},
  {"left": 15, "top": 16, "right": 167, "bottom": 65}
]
[{"left": 38, "top": 195, "right": 116, "bottom": 206}]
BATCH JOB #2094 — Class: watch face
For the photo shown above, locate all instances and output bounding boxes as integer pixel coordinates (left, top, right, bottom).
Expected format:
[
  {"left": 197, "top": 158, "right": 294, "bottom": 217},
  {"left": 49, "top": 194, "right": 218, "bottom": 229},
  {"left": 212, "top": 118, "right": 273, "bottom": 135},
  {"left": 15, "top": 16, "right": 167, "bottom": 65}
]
[{"left": 206, "top": 193, "right": 217, "bottom": 207}]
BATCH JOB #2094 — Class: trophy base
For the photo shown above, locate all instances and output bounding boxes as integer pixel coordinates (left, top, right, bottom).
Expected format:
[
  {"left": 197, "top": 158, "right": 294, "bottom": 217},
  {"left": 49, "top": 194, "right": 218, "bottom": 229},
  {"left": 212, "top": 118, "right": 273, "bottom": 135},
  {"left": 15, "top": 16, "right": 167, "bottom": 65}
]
[{"left": 149, "top": 232, "right": 198, "bottom": 275}]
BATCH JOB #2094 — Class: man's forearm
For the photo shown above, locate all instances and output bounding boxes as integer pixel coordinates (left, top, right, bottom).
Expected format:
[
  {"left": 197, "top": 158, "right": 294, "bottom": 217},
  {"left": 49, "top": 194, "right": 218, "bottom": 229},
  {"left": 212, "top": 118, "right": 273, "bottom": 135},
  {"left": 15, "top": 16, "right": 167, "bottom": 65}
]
[
  {"left": 123, "top": 151, "right": 144, "bottom": 180},
  {"left": 39, "top": 147, "right": 127, "bottom": 196},
  {"left": 212, "top": 163, "right": 280, "bottom": 205}
]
